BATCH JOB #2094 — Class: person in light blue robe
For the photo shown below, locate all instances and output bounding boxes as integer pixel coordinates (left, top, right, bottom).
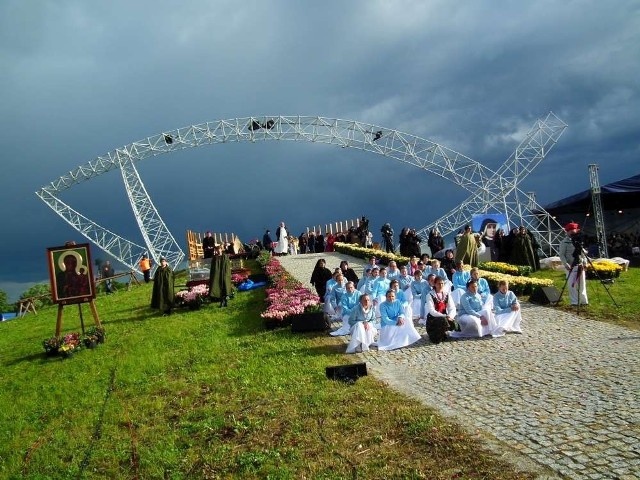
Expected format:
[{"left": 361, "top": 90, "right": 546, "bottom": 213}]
[
  {"left": 398, "top": 265, "right": 413, "bottom": 302},
  {"left": 386, "top": 261, "right": 401, "bottom": 282},
  {"left": 371, "top": 267, "right": 391, "bottom": 308},
  {"left": 410, "top": 270, "right": 427, "bottom": 322},
  {"left": 470, "top": 267, "right": 493, "bottom": 307},
  {"left": 357, "top": 267, "right": 372, "bottom": 292},
  {"left": 378, "top": 290, "right": 421, "bottom": 350},
  {"left": 452, "top": 261, "right": 471, "bottom": 290},
  {"left": 423, "top": 259, "right": 447, "bottom": 281},
  {"left": 451, "top": 260, "right": 471, "bottom": 306},
  {"left": 362, "top": 267, "right": 379, "bottom": 296},
  {"left": 420, "top": 274, "right": 438, "bottom": 323},
  {"left": 329, "top": 273, "right": 347, "bottom": 315},
  {"left": 331, "top": 282, "right": 362, "bottom": 336},
  {"left": 345, "top": 294, "right": 377, "bottom": 353},
  {"left": 389, "top": 279, "right": 413, "bottom": 322},
  {"left": 451, "top": 279, "right": 503, "bottom": 339},
  {"left": 493, "top": 280, "right": 522, "bottom": 333}
]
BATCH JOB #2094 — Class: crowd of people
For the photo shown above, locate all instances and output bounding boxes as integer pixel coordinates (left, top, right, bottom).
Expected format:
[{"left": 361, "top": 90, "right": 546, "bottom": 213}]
[
  {"left": 311, "top": 255, "right": 523, "bottom": 353},
  {"left": 583, "top": 230, "right": 640, "bottom": 258},
  {"left": 146, "top": 217, "right": 626, "bottom": 326},
  {"left": 256, "top": 219, "right": 550, "bottom": 276}
]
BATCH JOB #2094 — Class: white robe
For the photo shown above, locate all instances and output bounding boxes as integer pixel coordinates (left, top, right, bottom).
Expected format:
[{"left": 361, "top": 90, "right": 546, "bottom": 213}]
[
  {"left": 377, "top": 300, "right": 421, "bottom": 351},
  {"left": 274, "top": 227, "right": 289, "bottom": 254}
]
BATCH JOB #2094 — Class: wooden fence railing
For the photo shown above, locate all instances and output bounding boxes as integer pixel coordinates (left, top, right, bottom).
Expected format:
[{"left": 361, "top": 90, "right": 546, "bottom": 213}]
[
  {"left": 305, "top": 217, "right": 362, "bottom": 236},
  {"left": 186, "top": 230, "right": 241, "bottom": 260}
]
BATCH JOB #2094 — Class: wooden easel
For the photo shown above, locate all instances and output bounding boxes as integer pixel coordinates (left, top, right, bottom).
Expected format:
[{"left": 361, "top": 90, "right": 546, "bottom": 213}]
[{"left": 55, "top": 299, "right": 102, "bottom": 337}]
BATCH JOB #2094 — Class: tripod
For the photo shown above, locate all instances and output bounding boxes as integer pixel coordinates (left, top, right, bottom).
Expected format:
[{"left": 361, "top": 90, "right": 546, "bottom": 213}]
[{"left": 555, "top": 239, "right": 619, "bottom": 314}]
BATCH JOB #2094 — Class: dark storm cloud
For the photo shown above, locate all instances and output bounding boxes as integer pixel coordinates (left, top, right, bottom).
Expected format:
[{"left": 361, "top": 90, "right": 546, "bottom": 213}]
[{"left": 1, "top": 0, "right": 638, "bottom": 300}]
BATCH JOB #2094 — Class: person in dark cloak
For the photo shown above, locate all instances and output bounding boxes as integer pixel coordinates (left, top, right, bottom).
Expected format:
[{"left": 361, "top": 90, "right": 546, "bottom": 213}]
[
  {"left": 495, "top": 229, "right": 507, "bottom": 262},
  {"left": 454, "top": 225, "right": 478, "bottom": 267},
  {"left": 151, "top": 257, "right": 174, "bottom": 315},
  {"left": 208, "top": 245, "right": 233, "bottom": 307},
  {"left": 509, "top": 226, "right": 537, "bottom": 271},
  {"left": 298, "top": 232, "right": 308, "bottom": 254},
  {"left": 307, "top": 232, "right": 316, "bottom": 253},
  {"left": 502, "top": 228, "right": 518, "bottom": 263},
  {"left": 340, "top": 260, "right": 359, "bottom": 285},
  {"left": 440, "top": 249, "right": 456, "bottom": 280},
  {"left": 202, "top": 231, "right": 216, "bottom": 258},
  {"left": 428, "top": 229, "right": 445, "bottom": 257},
  {"left": 526, "top": 228, "right": 541, "bottom": 271},
  {"left": 399, "top": 227, "right": 409, "bottom": 256},
  {"left": 315, "top": 233, "right": 325, "bottom": 253},
  {"left": 381, "top": 223, "right": 394, "bottom": 253},
  {"left": 263, "top": 230, "right": 274, "bottom": 254},
  {"left": 310, "top": 258, "right": 332, "bottom": 299}
]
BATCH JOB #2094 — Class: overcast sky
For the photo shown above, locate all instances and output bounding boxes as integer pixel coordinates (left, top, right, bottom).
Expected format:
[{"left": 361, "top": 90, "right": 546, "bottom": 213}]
[{"left": 1, "top": 0, "right": 638, "bottom": 301}]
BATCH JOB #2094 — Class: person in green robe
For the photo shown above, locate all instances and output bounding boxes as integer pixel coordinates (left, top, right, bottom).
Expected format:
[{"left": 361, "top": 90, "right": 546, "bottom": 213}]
[
  {"left": 208, "top": 245, "right": 232, "bottom": 307},
  {"left": 509, "top": 226, "right": 537, "bottom": 271},
  {"left": 151, "top": 257, "right": 174, "bottom": 315},
  {"left": 454, "top": 225, "right": 479, "bottom": 267}
]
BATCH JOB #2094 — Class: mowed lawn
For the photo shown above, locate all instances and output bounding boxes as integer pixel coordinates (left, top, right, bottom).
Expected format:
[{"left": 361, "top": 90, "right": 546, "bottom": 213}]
[
  {"left": 1, "top": 262, "right": 637, "bottom": 478},
  {"left": 530, "top": 263, "right": 640, "bottom": 330}
]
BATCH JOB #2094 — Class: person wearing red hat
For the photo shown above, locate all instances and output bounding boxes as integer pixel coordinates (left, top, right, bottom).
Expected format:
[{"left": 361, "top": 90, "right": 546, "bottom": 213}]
[{"left": 558, "top": 222, "right": 588, "bottom": 306}]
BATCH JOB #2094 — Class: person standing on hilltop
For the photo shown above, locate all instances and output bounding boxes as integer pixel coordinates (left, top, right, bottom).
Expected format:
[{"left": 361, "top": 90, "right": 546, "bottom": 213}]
[
  {"left": 139, "top": 254, "right": 152, "bottom": 283},
  {"left": 102, "top": 260, "right": 115, "bottom": 294},
  {"left": 274, "top": 222, "right": 288, "bottom": 256},
  {"left": 202, "top": 231, "right": 216, "bottom": 259},
  {"left": 263, "top": 229, "right": 274, "bottom": 254},
  {"left": 151, "top": 257, "right": 174, "bottom": 315},
  {"left": 454, "top": 225, "right": 478, "bottom": 267}
]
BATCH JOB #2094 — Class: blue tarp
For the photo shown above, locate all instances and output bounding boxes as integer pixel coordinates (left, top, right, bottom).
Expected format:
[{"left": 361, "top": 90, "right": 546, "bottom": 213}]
[{"left": 1, "top": 313, "right": 18, "bottom": 321}]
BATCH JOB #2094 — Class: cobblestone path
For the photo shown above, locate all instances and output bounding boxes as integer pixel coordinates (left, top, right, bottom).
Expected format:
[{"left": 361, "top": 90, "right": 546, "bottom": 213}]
[{"left": 278, "top": 252, "right": 640, "bottom": 480}]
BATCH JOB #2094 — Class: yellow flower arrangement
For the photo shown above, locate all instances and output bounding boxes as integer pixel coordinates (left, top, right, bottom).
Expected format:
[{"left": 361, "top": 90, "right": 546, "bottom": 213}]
[
  {"left": 586, "top": 259, "right": 623, "bottom": 279},
  {"left": 479, "top": 269, "right": 552, "bottom": 295},
  {"left": 333, "top": 242, "right": 410, "bottom": 265}
]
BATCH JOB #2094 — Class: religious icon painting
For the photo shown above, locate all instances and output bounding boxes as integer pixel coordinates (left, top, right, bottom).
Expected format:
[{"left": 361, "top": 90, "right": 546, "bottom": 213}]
[{"left": 47, "top": 243, "right": 96, "bottom": 304}]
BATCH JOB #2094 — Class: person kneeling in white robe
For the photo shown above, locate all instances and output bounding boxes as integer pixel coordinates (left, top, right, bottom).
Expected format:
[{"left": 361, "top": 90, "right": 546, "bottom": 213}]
[
  {"left": 451, "top": 279, "right": 504, "bottom": 339},
  {"left": 331, "top": 282, "right": 362, "bottom": 336},
  {"left": 377, "top": 290, "right": 421, "bottom": 351},
  {"left": 493, "top": 280, "right": 522, "bottom": 333},
  {"left": 345, "top": 294, "right": 377, "bottom": 353}
]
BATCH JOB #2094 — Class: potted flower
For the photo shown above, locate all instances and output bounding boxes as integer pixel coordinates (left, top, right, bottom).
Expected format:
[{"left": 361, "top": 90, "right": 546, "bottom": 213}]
[
  {"left": 86, "top": 325, "right": 106, "bottom": 344},
  {"left": 59, "top": 332, "right": 82, "bottom": 358},
  {"left": 260, "top": 257, "right": 323, "bottom": 329},
  {"left": 175, "top": 284, "right": 208, "bottom": 310},
  {"left": 43, "top": 336, "right": 62, "bottom": 356},
  {"left": 83, "top": 334, "right": 99, "bottom": 349}
]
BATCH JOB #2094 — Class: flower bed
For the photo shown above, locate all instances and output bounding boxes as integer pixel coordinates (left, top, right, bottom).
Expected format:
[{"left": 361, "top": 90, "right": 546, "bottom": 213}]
[
  {"left": 258, "top": 255, "right": 321, "bottom": 328},
  {"left": 585, "top": 259, "right": 623, "bottom": 280},
  {"left": 478, "top": 270, "right": 553, "bottom": 296},
  {"left": 478, "top": 261, "right": 532, "bottom": 277},
  {"left": 42, "top": 326, "right": 106, "bottom": 358},
  {"left": 333, "top": 242, "right": 410, "bottom": 266},
  {"left": 231, "top": 270, "right": 250, "bottom": 285},
  {"left": 175, "top": 284, "right": 209, "bottom": 309}
]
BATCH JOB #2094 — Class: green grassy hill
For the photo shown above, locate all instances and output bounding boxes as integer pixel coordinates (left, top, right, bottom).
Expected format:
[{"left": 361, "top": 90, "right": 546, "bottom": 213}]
[{"left": 0, "top": 266, "right": 560, "bottom": 479}]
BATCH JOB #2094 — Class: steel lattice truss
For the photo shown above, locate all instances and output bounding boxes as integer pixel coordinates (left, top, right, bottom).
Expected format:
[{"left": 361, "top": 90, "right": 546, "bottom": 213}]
[
  {"left": 36, "top": 114, "right": 567, "bottom": 271},
  {"left": 416, "top": 112, "right": 568, "bottom": 254}
]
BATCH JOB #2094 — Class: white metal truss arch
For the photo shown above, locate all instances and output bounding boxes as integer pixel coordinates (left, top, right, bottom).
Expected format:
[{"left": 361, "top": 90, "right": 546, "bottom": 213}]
[
  {"left": 117, "top": 148, "right": 183, "bottom": 267},
  {"left": 417, "top": 112, "right": 568, "bottom": 254},
  {"left": 36, "top": 114, "right": 566, "bottom": 270}
]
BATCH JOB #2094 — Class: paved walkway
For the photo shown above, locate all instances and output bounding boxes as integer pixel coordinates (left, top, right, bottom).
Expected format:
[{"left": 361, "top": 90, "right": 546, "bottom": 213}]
[{"left": 278, "top": 252, "right": 640, "bottom": 480}]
